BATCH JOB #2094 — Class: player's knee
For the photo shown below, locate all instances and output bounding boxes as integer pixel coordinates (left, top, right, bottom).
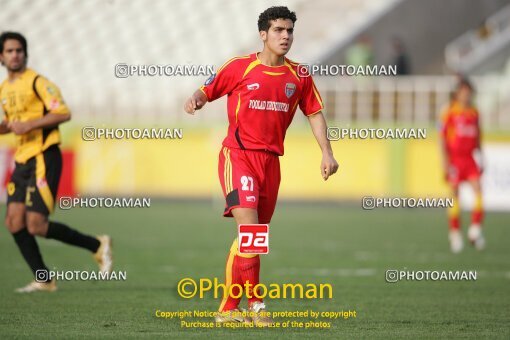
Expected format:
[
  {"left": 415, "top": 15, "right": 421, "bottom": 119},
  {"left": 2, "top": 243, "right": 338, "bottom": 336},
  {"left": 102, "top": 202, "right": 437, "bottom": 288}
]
[
  {"left": 4, "top": 216, "right": 13, "bottom": 230},
  {"left": 473, "top": 184, "right": 482, "bottom": 194},
  {"left": 232, "top": 208, "right": 259, "bottom": 224},
  {"left": 26, "top": 215, "right": 48, "bottom": 236},
  {"left": 26, "top": 221, "right": 43, "bottom": 236},
  {"left": 5, "top": 213, "right": 24, "bottom": 233}
]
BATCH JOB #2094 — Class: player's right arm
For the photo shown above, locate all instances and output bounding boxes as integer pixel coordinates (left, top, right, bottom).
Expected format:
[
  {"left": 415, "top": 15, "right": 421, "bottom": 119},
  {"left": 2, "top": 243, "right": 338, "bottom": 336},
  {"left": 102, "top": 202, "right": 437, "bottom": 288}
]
[
  {"left": 0, "top": 118, "right": 11, "bottom": 134},
  {"left": 184, "top": 57, "right": 242, "bottom": 115},
  {"left": 184, "top": 89, "right": 208, "bottom": 114}
]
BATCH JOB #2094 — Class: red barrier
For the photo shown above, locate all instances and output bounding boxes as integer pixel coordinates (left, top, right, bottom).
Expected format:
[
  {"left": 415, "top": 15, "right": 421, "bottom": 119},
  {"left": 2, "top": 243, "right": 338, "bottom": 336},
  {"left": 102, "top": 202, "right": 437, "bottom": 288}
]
[
  {"left": 59, "top": 149, "right": 76, "bottom": 197},
  {"left": 3, "top": 148, "right": 76, "bottom": 198}
]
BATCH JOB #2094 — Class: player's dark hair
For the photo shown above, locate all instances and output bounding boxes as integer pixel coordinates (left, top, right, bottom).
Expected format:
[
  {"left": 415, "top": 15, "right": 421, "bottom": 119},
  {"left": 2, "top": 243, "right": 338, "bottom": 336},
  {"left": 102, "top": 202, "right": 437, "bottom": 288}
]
[
  {"left": 449, "top": 76, "right": 475, "bottom": 105},
  {"left": 258, "top": 6, "right": 297, "bottom": 32},
  {"left": 455, "top": 78, "right": 475, "bottom": 93},
  {"left": 0, "top": 31, "right": 28, "bottom": 57}
]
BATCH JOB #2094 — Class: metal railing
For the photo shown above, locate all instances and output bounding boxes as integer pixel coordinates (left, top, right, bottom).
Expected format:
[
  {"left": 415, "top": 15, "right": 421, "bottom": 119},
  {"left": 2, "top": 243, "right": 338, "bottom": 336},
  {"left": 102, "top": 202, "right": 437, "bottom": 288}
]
[
  {"left": 60, "top": 75, "right": 509, "bottom": 131},
  {"left": 314, "top": 75, "right": 509, "bottom": 129},
  {"left": 445, "top": 4, "right": 510, "bottom": 73}
]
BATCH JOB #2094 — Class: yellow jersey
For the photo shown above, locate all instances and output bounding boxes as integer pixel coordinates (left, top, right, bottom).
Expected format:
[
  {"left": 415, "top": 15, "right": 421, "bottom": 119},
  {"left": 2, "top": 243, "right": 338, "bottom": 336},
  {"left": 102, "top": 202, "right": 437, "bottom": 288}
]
[{"left": 0, "top": 68, "right": 70, "bottom": 163}]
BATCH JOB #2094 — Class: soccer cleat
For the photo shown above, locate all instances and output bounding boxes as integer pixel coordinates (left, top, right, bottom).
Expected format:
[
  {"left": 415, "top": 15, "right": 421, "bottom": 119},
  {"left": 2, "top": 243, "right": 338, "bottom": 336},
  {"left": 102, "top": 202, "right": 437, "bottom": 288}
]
[
  {"left": 449, "top": 230, "right": 463, "bottom": 254},
  {"left": 215, "top": 308, "right": 252, "bottom": 324},
  {"left": 15, "top": 280, "right": 57, "bottom": 293},
  {"left": 468, "top": 224, "right": 485, "bottom": 251},
  {"left": 93, "top": 235, "right": 113, "bottom": 274},
  {"left": 248, "top": 301, "right": 274, "bottom": 327}
]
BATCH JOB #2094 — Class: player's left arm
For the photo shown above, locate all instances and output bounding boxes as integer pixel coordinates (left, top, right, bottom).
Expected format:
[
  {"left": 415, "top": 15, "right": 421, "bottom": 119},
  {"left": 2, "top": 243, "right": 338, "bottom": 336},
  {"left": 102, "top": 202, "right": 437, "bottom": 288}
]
[
  {"left": 0, "top": 84, "right": 11, "bottom": 134},
  {"left": 475, "top": 111, "right": 484, "bottom": 173},
  {"left": 300, "top": 75, "right": 339, "bottom": 180},
  {"left": 307, "top": 112, "right": 339, "bottom": 181},
  {"left": 476, "top": 112, "right": 482, "bottom": 150},
  {"left": 8, "top": 77, "right": 71, "bottom": 135},
  {"left": 9, "top": 112, "right": 71, "bottom": 135}
]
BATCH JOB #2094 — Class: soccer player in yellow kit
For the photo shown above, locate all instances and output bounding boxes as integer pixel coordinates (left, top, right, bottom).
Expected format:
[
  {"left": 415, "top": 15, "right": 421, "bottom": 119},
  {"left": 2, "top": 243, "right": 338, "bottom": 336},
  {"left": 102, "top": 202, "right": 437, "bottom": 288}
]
[{"left": 0, "top": 32, "right": 112, "bottom": 292}]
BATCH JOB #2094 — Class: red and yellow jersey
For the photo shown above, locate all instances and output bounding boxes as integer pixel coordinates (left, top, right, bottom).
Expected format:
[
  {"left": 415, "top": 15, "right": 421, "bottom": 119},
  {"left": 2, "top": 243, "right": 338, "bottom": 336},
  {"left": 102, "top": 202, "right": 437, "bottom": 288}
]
[
  {"left": 200, "top": 53, "right": 323, "bottom": 156},
  {"left": 439, "top": 101, "right": 480, "bottom": 157},
  {"left": 0, "top": 68, "right": 69, "bottom": 163}
]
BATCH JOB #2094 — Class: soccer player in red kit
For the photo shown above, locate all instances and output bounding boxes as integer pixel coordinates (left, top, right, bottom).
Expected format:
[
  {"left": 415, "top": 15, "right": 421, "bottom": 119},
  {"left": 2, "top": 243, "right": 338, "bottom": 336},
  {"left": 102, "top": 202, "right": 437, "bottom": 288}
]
[
  {"left": 440, "top": 79, "right": 485, "bottom": 253},
  {"left": 184, "top": 7, "right": 338, "bottom": 326}
]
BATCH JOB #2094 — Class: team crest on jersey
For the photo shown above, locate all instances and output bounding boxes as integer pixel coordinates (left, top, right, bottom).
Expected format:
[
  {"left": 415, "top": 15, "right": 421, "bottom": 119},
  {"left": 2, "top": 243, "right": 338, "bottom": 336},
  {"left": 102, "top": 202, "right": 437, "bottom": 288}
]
[
  {"left": 204, "top": 73, "right": 216, "bottom": 85},
  {"left": 285, "top": 83, "right": 296, "bottom": 98},
  {"left": 7, "top": 182, "right": 15, "bottom": 196}
]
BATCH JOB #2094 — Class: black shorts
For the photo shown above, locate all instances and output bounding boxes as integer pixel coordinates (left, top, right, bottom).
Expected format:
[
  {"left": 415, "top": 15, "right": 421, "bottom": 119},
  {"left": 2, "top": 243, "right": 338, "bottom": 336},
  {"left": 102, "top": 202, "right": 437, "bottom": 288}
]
[{"left": 7, "top": 145, "right": 62, "bottom": 216}]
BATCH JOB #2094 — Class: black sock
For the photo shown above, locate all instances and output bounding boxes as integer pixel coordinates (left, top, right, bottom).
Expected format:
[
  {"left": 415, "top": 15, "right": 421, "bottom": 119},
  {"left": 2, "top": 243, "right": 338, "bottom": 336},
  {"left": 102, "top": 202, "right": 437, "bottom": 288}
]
[
  {"left": 46, "top": 221, "right": 100, "bottom": 253},
  {"left": 12, "top": 228, "right": 50, "bottom": 281}
]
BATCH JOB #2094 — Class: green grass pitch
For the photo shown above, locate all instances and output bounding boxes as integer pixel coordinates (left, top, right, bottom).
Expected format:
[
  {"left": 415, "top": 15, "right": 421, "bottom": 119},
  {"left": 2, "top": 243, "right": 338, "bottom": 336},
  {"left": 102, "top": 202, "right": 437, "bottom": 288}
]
[{"left": 0, "top": 202, "right": 509, "bottom": 339}]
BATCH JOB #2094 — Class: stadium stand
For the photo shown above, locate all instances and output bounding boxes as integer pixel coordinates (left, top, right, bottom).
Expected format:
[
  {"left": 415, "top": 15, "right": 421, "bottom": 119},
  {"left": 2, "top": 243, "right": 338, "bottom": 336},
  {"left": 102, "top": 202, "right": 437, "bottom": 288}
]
[
  {"left": 445, "top": 4, "right": 510, "bottom": 75},
  {"left": 0, "top": 0, "right": 399, "bottom": 123}
]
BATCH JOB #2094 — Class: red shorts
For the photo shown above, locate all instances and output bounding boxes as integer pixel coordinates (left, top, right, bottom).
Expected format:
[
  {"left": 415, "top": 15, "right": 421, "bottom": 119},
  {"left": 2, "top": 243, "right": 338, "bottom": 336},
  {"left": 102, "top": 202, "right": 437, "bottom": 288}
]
[
  {"left": 447, "top": 155, "right": 481, "bottom": 185},
  {"left": 218, "top": 146, "right": 281, "bottom": 224}
]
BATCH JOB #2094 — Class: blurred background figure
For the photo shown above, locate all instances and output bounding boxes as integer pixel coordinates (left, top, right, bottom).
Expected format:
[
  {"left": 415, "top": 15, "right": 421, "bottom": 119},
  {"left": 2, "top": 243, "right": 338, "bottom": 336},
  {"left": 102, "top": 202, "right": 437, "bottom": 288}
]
[
  {"left": 345, "top": 35, "right": 373, "bottom": 67},
  {"left": 477, "top": 19, "right": 492, "bottom": 40},
  {"left": 439, "top": 78, "right": 485, "bottom": 253},
  {"left": 391, "top": 37, "right": 410, "bottom": 75}
]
